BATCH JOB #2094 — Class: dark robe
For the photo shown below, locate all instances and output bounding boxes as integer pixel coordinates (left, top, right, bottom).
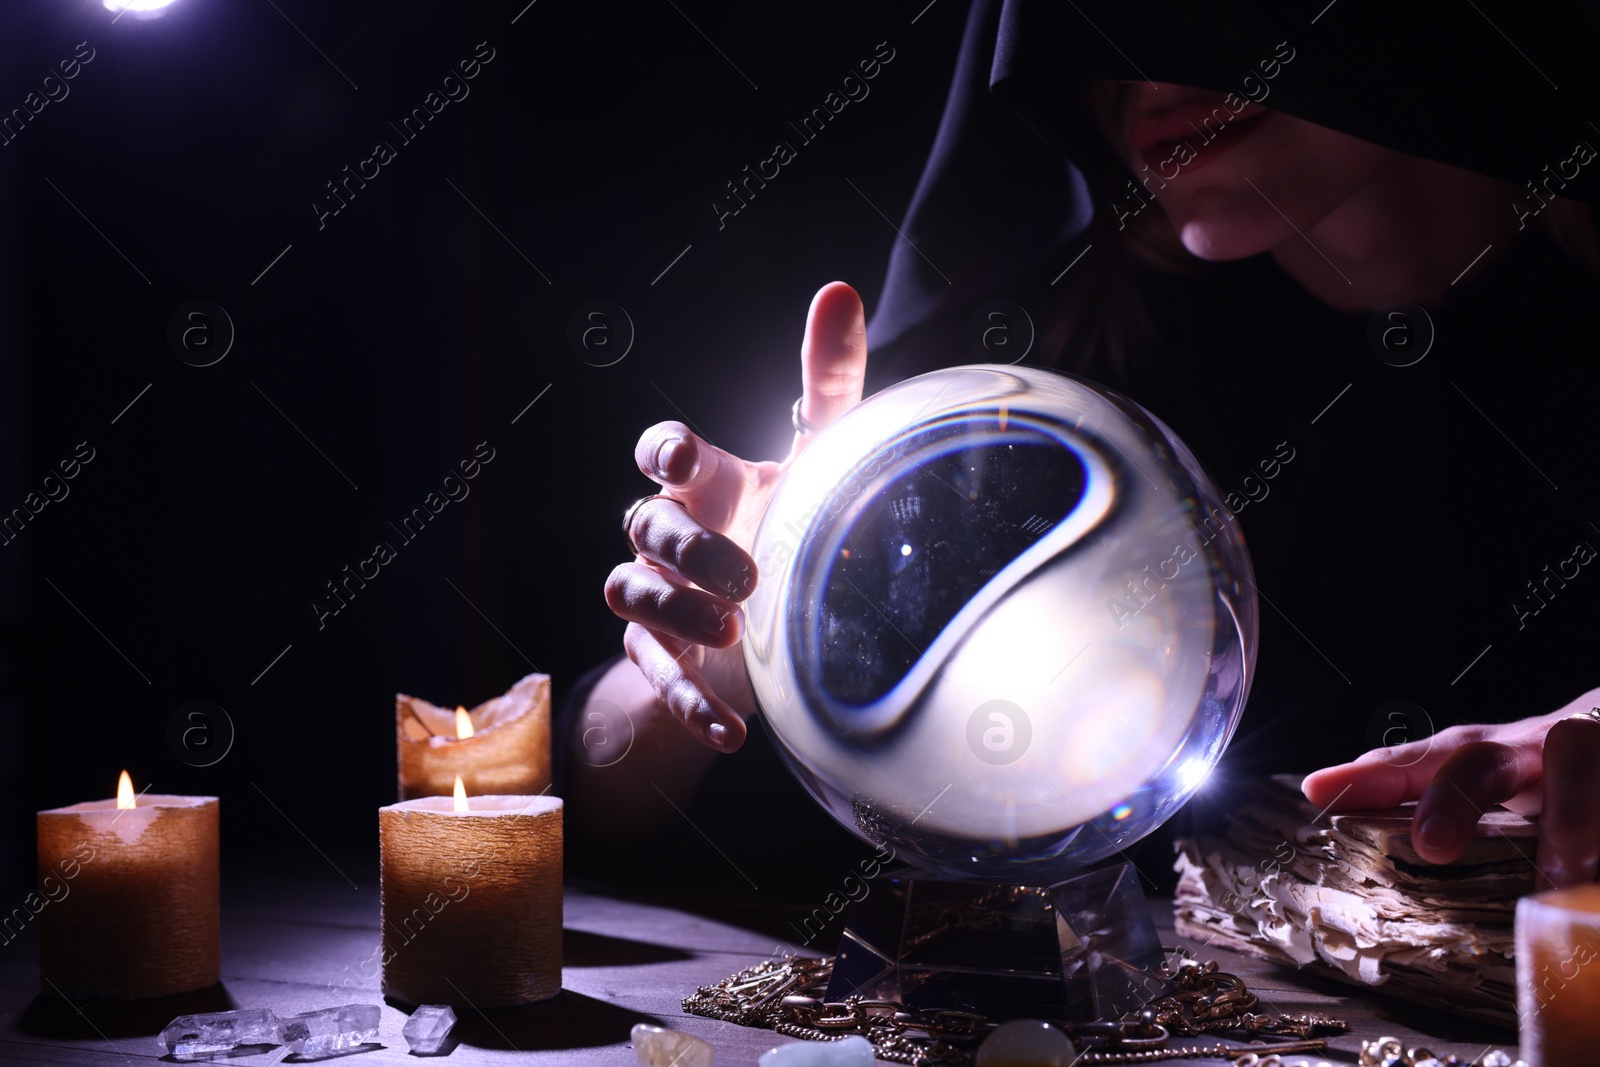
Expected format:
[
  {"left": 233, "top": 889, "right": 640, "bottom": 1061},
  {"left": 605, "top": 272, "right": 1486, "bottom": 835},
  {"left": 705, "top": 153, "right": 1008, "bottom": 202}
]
[{"left": 565, "top": 0, "right": 1600, "bottom": 898}]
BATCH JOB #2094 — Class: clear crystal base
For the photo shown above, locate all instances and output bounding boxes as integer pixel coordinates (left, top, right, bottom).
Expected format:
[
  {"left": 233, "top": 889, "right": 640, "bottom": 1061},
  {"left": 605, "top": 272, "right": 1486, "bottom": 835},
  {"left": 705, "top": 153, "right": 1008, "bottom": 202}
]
[{"left": 823, "top": 861, "right": 1170, "bottom": 1022}]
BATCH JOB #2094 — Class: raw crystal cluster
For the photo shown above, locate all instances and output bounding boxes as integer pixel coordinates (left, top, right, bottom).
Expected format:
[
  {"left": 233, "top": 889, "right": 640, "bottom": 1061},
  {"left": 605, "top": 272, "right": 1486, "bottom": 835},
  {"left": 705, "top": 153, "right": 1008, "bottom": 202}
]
[
  {"left": 158, "top": 1003, "right": 423, "bottom": 1059},
  {"left": 632, "top": 1023, "right": 714, "bottom": 1067}
]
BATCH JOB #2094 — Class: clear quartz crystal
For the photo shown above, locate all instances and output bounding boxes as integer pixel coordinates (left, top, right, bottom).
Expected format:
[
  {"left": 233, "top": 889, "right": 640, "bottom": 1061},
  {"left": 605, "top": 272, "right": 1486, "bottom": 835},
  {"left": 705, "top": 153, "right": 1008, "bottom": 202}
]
[
  {"left": 159, "top": 1008, "right": 281, "bottom": 1057},
  {"left": 631, "top": 1023, "right": 714, "bottom": 1067},
  {"left": 759, "top": 1035, "right": 876, "bottom": 1067},
  {"left": 402, "top": 1005, "right": 458, "bottom": 1055},
  {"left": 279, "top": 1003, "right": 381, "bottom": 1056}
]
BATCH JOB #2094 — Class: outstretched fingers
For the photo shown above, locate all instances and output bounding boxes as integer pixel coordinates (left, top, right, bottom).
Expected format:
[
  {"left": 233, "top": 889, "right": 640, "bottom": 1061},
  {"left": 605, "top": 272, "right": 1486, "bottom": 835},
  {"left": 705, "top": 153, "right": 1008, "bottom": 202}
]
[
  {"left": 1301, "top": 726, "right": 1489, "bottom": 812},
  {"left": 604, "top": 561, "right": 744, "bottom": 649},
  {"left": 625, "top": 494, "right": 755, "bottom": 602},
  {"left": 623, "top": 622, "right": 747, "bottom": 753}
]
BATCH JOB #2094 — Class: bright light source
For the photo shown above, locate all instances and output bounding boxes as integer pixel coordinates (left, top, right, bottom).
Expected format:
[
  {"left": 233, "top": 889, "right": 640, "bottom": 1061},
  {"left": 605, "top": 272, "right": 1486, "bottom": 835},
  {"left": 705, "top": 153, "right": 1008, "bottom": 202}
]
[
  {"left": 900, "top": 543, "right": 913, "bottom": 557},
  {"left": 454, "top": 706, "right": 475, "bottom": 740},
  {"left": 104, "top": 0, "right": 180, "bottom": 16},
  {"left": 453, "top": 775, "right": 469, "bottom": 812},
  {"left": 1177, "top": 758, "right": 1210, "bottom": 792}
]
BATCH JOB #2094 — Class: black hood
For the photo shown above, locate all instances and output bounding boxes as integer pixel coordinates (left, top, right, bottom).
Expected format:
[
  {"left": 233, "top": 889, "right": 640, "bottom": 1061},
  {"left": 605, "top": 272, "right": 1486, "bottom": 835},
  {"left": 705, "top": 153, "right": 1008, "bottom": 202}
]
[{"left": 868, "top": 0, "right": 1600, "bottom": 350}]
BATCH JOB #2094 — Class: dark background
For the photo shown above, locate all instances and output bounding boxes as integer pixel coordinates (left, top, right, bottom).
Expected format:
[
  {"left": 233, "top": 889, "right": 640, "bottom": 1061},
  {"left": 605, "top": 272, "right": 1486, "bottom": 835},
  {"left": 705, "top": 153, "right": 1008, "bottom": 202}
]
[
  {"left": 0, "top": 0, "right": 971, "bottom": 893},
  {"left": 5, "top": 0, "right": 1600, "bottom": 930}
]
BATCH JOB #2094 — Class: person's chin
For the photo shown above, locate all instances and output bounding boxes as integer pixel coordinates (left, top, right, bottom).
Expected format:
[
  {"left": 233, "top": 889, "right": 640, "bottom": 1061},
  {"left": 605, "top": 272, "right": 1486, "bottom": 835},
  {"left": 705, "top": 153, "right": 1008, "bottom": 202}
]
[
  {"left": 1165, "top": 190, "right": 1289, "bottom": 262},
  {"left": 1176, "top": 222, "right": 1268, "bottom": 261}
]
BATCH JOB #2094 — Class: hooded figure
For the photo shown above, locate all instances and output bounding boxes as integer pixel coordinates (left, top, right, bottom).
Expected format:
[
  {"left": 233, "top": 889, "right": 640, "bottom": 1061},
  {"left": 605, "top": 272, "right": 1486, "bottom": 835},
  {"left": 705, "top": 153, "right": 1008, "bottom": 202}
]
[
  {"left": 868, "top": 0, "right": 1600, "bottom": 359},
  {"left": 579, "top": 0, "right": 1600, "bottom": 896},
  {"left": 860, "top": 0, "right": 1600, "bottom": 797}
]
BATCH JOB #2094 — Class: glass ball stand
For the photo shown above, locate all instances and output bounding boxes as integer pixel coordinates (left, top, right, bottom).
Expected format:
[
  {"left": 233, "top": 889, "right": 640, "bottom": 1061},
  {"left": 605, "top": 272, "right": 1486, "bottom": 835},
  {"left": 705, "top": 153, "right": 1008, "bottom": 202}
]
[{"left": 823, "top": 861, "right": 1172, "bottom": 1023}]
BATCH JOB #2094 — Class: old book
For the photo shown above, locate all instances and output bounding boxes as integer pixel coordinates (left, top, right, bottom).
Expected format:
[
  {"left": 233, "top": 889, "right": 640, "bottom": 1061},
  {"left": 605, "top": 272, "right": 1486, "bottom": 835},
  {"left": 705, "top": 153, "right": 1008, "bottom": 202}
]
[{"left": 1173, "top": 774, "right": 1536, "bottom": 1027}]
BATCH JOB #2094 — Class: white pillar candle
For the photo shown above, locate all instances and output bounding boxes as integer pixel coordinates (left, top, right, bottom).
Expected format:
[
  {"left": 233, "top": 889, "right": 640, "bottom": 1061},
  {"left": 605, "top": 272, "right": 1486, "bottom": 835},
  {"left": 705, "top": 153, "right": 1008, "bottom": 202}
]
[
  {"left": 379, "top": 790, "right": 562, "bottom": 1007},
  {"left": 37, "top": 773, "right": 219, "bottom": 999}
]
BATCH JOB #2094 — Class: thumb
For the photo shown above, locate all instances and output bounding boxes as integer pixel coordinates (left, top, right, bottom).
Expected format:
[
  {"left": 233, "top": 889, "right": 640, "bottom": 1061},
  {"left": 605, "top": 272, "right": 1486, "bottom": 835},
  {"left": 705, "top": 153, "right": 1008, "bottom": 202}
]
[{"left": 790, "top": 281, "right": 867, "bottom": 458}]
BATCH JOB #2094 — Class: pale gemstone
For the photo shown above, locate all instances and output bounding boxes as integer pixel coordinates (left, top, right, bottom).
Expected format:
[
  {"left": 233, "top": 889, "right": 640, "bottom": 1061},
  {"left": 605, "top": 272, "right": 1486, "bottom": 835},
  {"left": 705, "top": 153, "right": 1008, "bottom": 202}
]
[
  {"left": 402, "top": 1004, "right": 458, "bottom": 1055},
  {"left": 159, "top": 1008, "right": 280, "bottom": 1057},
  {"left": 975, "top": 1019, "right": 1077, "bottom": 1067},
  {"left": 279, "top": 1004, "right": 381, "bottom": 1056},
  {"left": 632, "top": 1023, "right": 715, "bottom": 1067},
  {"left": 758, "top": 1035, "right": 875, "bottom": 1067}
]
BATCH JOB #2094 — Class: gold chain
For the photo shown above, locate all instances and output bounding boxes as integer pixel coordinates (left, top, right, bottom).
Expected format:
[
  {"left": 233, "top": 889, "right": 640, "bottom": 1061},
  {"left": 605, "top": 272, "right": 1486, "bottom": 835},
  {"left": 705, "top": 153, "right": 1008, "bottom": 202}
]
[
  {"left": 681, "top": 951, "right": 1347, "bottom": 1067},
  {"left": 1356, "top": 1037, "right": 1525, "bottom": 1067},
  {"left": 682, "top": 953, "right": 1526, "bottom": 1066},
  {"left": 1143, "top": 957, "right": 1349, "bottom": 1040}
]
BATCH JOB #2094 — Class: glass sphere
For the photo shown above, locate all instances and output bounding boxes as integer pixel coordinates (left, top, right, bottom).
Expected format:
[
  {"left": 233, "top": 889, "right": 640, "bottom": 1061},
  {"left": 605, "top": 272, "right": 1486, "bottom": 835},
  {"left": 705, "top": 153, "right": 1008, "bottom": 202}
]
[{"left": 743, "top": 365, "right": 1257, "bottom": 881}]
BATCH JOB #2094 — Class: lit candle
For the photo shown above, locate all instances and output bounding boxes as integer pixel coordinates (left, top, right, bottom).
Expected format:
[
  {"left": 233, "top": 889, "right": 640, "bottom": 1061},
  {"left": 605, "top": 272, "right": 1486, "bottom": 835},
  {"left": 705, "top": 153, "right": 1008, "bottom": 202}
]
[
  {"left": 396, "top": 671, "right": 551, "bottom": 799},
  {"left": 1517, "top": 884, "right": 1600, "bottom": 1065},
  {"left": 379, "top": 775, "right": 561, "bottom": 1007},
  {"left": 37, "top": 771, "right": 220, "bottom": 999}
]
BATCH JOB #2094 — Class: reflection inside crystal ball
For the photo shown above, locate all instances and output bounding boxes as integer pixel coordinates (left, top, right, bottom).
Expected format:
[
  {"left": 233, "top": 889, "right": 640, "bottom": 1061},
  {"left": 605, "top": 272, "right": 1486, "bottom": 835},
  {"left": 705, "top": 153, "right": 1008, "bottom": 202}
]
[{"left": 743, "top": 366, "right": 1257, "bottom": 881}]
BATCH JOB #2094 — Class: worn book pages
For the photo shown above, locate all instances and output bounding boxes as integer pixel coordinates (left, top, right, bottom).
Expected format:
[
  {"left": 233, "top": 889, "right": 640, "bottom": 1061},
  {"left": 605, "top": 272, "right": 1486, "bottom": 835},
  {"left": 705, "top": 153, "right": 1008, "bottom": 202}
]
[{"left": 1173, "top": 774, "right": 1535, "bottom": 1026}]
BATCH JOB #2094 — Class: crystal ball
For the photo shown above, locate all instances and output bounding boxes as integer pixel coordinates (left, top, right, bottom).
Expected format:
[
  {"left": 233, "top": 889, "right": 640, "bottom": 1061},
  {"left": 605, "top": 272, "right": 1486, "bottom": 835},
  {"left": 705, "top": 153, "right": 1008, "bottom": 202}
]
[{"left": 743, "top": 365, "right": 1257, "bottom": 881}]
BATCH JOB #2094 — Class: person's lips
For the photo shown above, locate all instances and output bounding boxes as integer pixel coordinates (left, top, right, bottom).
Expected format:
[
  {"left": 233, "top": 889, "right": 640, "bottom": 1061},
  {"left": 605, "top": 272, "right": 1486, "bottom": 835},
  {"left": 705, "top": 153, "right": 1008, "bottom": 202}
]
[{"left": 1127, "top": 99, "right": 1269, "bottom": 175}]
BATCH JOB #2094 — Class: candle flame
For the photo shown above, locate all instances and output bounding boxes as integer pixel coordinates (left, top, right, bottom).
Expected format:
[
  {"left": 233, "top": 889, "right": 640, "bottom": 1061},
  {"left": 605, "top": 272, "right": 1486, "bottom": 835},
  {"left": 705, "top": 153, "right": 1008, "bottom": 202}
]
[
  {"left": 455, "top": 706, "right": 475, "bottom": 740},
  {"left": 453, "top": 775, "right": 469, "bottom": 812},
  {"left": 998, "top": 403, "right": 1008, "bottom": 432},
  {"left": 116, "top": 770, "right": 135, "bottom": 810}
]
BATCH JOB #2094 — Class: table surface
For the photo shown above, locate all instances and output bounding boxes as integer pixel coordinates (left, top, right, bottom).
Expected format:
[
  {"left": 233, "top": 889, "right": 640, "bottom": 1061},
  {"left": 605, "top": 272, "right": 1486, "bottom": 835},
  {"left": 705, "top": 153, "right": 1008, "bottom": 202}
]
[{"left": 0, "top": 871, "right": 1518, "bottom": 1065}]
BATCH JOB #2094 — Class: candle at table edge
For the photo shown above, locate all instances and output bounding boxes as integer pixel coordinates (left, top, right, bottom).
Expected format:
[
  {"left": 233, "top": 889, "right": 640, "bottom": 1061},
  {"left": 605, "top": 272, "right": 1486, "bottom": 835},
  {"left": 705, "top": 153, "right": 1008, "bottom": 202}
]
[
  {"left": 378, "top": 791, "right": 562, "bottom": 1007},
  {"left": 1517, "top": 883, "right": 1600, "bottom": 1067}
]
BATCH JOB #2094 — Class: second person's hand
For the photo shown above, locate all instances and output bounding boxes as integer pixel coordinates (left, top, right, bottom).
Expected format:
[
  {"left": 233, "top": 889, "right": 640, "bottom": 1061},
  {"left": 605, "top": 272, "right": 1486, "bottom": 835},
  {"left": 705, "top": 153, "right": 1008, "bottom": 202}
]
[
  {"left": 604, "top": 281, "right": 869, "bottom": 753},
  {"left": 1303, "top": 687, "right": 1600, "bottom": 890}
]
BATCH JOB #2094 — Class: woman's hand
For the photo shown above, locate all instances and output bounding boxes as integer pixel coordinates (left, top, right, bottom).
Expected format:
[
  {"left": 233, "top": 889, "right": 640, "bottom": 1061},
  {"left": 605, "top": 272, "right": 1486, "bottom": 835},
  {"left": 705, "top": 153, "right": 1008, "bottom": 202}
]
[
  {"left": 1302, "top": 687, "right": 1600, "bottom": 889},
  {"left": 603, "top": 282, "right": 869, "bottom": 754}
]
